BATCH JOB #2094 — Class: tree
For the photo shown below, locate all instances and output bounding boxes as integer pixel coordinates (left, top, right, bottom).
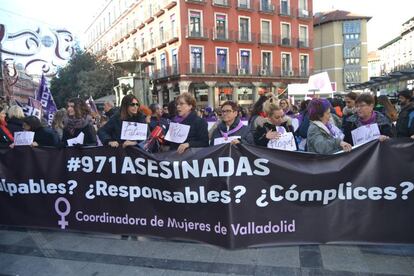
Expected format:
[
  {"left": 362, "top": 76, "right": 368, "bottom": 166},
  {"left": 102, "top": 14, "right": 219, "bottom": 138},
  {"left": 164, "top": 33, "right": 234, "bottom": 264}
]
[{"left": 50, "top": 48, "right": 121, "bottom": 108}]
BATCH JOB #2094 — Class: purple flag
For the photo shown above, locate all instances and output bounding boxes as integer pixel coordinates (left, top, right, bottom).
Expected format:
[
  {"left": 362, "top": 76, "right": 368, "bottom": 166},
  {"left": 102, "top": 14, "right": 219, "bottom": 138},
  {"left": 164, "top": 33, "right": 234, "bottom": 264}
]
[
  {"left": 14, "top": 98, "right": 42, "bottom": 119},
  {"left": 36, "top": 74, "right": 57, "bottom": 125},
  {"left": 86, "top": 96, "right": 98, "bottom": 113}
]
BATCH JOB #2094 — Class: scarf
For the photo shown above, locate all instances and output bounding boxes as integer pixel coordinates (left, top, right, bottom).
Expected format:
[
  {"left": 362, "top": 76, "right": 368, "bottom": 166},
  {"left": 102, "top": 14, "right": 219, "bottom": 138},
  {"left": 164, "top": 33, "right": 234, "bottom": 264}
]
[
  {"left": 360, "top": 112, "right": 377, "bottom": 125},
  {"left": 0, "top": 121, "right": 14, "bottom": 142},
  {"left": 220, "top": 120, "right": 244, "bottom": 139},
  {"left": 64, "top": 115, "right": 92, "bottom": 136},
  {"left": 173, "top": 112, "right": 191, "bottom": 124}
]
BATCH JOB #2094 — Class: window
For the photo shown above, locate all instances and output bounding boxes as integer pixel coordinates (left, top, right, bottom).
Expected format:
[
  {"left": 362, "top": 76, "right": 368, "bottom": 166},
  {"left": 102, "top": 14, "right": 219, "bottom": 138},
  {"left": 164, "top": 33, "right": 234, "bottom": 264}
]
[
  {"left": 345, "top": 58, "right": 360, "bottom": 65},
  {"left": 160, "top": 53, "right": 167, "bottom": 77},
  {"left": 170, "top": 14, "right": 177, "bottom": 38},
  {"left": 344, "top": 69, "right": 361, "bottom": 84},
  {"left": 261, "top": 20, "right": 271, "bottom": 43},
  {"left": 140, "top": 34, "right": 145, "bottom": 52},
  {"left": 261, "top": 0, "right": 271, "bottom": 11},
  {"left": 149, "top": 29, "right": 154, "bottom": 48},
  {"left": 240, "top": 50, "right": 251, "bottom": 74},
  {"left": 281, "top": 53, "right": 291, "bottom": 75},
  {"left": 150, "top": 57, "right": 156, "bottom": 77},
  {"left": 215, "top": 14, "right": 227, "bottom": 39},
  {"left": 281, "top": 23, "right": 290, "bottom": 45},
  {"left": 216, "top": 48, "right": 228, "bottom": 74},
  {"left": 189, "top": 11, "right": 202, "bottom": 37},
  {"left": 299, "top": 25, "right": 308, "bottom": 47},
  {"left": 344, "top": 45, "right": 361, "bottom": 58},
  {"left": 343, "top": 20, "right": 361, "bottom": 34},
  {"left": 299, "top": 0, "right": 307, "bottom": 11},
  {"left": 239, "top": 17, "right": 250, "bottom": 41},
  {"left": 172, "top": 49, "right": 178, "bottom": 74},
  {"left": 300, "top": 55, "right": 308, "bottom": 76},
  {"left": 159, "top": 22, "right": 164, "bottom": 43},
  {"left": 239, "top": 0, "right": 250, "bottom": 8},
  {"left": 214, "top": 0, "right": 228, "bottom": 5},
  {"left": 190, "top": 46, "right": 203, "bottom": 73},
  {"left": 262, "top": 52, "right": 272, "bottom": 74},
  {"left": 280, "top": 0, "right": 290, "bottom": 15}
]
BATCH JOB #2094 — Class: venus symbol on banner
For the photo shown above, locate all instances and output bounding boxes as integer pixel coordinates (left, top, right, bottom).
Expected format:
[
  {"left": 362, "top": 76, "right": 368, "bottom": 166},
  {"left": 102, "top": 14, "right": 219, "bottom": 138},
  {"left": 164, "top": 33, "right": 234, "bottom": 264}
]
[{"left": 55, "top": 197, "right": 71, "bottom": 229}]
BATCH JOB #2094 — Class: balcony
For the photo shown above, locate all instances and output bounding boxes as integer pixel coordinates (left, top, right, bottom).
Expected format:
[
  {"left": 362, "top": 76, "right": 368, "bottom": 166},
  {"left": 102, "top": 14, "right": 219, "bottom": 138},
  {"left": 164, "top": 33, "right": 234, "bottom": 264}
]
[
  {"left": 236, "top": 31, "right": 255, "bottom": 43},
  {"left": 297, "top": 8, "right": 312, "bottom": 19},
  {"left": 281, "top": 69, "right": 295, "bottom": 77},
  {"left": 278, "top": 5, "right": 294, "bottom": 17},
  {"left": 258, "top": 34, "right": 277, "bottom": 45},
  {"left": 185, "top": 26, "right": 209, "bottom": 39},
  {"left": 212, "top": 0, "right": 231, "bottom": 8},
  {"left": 212, "top": 29, "right": 234, "bottom": 41},
  {"left": 297, "top": 39, "right": 311, "bottom": 48},
  {"left": 236, "top": 2, "right": 254, "bottom": 11},
  {"left": 164, "top": 1, "right": 177, "bottom": 10},
  {"left": 185, "top": 0, "right": 207, "bottom": 5},
  {"left": 279, "top": 37, "right": 292, "bottom": 47},
  {"left": 258, "top": 2, "right": 275, "bottom": 14}
]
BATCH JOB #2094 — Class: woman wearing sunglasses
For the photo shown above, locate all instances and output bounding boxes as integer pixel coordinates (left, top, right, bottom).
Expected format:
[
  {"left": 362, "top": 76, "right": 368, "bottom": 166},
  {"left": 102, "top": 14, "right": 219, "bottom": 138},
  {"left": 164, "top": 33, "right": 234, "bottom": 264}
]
[{"left": 98, "top": 94, "right": 147, "bottom": 148}]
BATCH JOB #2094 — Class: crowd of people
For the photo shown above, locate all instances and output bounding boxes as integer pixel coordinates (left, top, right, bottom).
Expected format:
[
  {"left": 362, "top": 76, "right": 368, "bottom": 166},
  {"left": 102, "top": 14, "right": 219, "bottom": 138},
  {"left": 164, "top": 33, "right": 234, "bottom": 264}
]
[{"left": 0, "top": 89, "right": 413, "bottom": 155}]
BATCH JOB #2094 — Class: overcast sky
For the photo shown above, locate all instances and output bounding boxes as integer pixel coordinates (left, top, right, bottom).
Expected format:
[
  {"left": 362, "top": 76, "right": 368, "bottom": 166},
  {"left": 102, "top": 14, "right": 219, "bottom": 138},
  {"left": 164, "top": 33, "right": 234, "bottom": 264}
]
[{"left": 1, "top": 0, "right": 413, "bottom": 51}]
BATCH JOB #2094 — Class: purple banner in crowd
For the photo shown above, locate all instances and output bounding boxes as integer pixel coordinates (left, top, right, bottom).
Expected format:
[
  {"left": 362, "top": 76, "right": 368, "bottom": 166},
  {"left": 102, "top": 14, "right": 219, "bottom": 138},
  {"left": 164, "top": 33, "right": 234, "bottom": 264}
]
[
  {"left": 0, "top": 141, "right": 413, "bottom": 249},
  {"left": 36, "top": 74, "right": 57, "bottom": 125}
]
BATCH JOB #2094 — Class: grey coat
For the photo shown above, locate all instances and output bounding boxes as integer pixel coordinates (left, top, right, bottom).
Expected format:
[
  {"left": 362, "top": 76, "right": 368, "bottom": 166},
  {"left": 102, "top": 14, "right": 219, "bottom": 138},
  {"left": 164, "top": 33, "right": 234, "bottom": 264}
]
[{"left": 307, "top": 121, "right": 342, "bottom": 154}]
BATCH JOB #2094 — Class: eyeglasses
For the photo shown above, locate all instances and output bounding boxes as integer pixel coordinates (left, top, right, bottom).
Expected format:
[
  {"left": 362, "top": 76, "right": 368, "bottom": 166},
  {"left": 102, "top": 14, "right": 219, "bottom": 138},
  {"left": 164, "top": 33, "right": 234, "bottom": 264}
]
[
  {"left": 129, "top": 103, "right": 140, "bottom": 107},
  {"left": 222, "top": 109, "right": 234, "bottom": 113}
]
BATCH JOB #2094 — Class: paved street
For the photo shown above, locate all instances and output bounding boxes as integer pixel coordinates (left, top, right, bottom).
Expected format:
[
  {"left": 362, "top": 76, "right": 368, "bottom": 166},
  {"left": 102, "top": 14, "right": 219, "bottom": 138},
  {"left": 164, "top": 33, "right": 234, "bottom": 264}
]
[{"left": 0, "top": 226, "right": 413, "bottom": 276}]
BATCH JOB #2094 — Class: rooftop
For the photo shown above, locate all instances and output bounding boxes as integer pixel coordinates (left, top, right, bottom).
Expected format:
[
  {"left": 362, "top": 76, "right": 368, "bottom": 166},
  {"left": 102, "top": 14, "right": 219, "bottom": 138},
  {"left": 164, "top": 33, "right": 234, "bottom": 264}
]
[{"left": 313, "top": 10, "right": 372, "bottom": 26}]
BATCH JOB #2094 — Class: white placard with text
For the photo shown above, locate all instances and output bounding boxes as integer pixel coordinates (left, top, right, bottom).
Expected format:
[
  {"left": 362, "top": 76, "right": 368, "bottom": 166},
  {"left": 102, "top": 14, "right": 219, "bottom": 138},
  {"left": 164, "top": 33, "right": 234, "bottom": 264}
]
[
  {"left": 120, "top": 121, "right": 148, "bottom": 141},
  {"left": 67, "top": 132, "right": 85, "bottom": 147},
  {"left": 13, "top": 131, "right": 35, "bottom": 146},
  {"left": 267, "top": 132, "right": 297, "bottom": 151},
  {"left": 351, "top": 123, "right": 380, "bottom": 146},
  {"left": 165, "top": 122, "right": 190, "bottom": 143},
  {"left": 214, "top": 136, "right": 241, "bottom": 145},
  {"left": 207, "top": 121, "right": 217, "bottom": 131}
]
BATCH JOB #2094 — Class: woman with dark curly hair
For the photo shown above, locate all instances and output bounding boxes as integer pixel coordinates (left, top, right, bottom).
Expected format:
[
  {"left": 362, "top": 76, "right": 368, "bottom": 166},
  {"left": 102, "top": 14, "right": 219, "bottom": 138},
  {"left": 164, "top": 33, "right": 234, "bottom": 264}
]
[
  {"left": 98, "top": 94, "right": 147, "bottom": 148},
  {"left": 62, "top": 98, "right": 97, "bottom": 146}
]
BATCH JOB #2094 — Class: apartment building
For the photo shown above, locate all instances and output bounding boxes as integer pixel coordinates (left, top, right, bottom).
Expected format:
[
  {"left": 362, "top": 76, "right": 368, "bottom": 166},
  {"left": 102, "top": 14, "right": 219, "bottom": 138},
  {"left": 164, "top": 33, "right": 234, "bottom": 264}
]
[
  {"left": 313, "top": 10, "right": 371, "bottom": 92},
  {"left": 85, "top": 0, "right": 313, "bottom": 107}
]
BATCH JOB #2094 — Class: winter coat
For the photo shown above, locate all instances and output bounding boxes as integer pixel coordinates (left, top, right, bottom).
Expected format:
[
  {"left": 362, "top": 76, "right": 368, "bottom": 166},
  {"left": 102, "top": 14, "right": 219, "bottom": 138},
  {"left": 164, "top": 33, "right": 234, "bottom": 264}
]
[
  {"left": 34, "top": 127, "right": 60, "bottom": 147},
  {"left": 168, "top": 111, "right": 209, "bottom": 150},
  {"left": 7, "top": 117, "right": 24, "bottom": 135},
  {"left": 97, "top": 112, "right": 147, "bottom": 146},
  {"left": 210, "top": 117, "right": 252, "bottom": 146},
  {"left": 396, "top": 102, "right": 414, "bottom": 137},
  {"left": 343, "top": 111, "right": 393, "bottom": 146},
  {"left": 307, "top": 121, "right": 342, "bottom": 154},
  {"left": 62, "top": 123, "right": 97, "bottom": 146}
]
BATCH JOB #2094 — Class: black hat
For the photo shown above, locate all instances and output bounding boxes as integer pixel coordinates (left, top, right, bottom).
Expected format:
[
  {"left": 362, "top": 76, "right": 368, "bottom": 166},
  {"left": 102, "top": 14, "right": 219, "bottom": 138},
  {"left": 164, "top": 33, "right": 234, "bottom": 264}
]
[{"left": 398, "top": 90, "right": 413, "bottom": 100}]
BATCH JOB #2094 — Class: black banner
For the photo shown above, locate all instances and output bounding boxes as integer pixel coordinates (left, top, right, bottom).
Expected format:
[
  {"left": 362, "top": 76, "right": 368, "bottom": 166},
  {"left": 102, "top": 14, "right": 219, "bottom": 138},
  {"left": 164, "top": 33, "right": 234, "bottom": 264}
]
[{"left": 0, "top": 140, "right": 413, "bottom": 249}]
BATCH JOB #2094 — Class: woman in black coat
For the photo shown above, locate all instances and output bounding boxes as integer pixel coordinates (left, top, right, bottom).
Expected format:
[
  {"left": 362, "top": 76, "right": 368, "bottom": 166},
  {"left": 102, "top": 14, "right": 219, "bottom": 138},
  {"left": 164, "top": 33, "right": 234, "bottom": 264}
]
[
  {"left": 62, "top": 98, "right": 97, "bottom": 146},
  {"left": 6, "top": 105, "right": 24, "bottom": 135},
  {"left": 20, "top": 116, "right": 59, "bottom": 147},
  {"left": 167, "top": 92, "right": 208, "bottom": 154},
  {"left": 98, "top": 94, "right": 147, "bottom": 148}
]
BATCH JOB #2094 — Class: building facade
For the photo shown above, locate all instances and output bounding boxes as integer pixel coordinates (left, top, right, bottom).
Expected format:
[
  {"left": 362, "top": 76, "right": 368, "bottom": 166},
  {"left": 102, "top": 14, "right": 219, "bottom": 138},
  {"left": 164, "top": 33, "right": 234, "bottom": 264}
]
[
  {"left": 85, "top": 0, "right": 314, "bottom": 108},
  {"left": 313, "top": 10, "right": 371, "bottom": 92},
  {"left": 368, "top": 51, "right": 381, "bottom": 79}
]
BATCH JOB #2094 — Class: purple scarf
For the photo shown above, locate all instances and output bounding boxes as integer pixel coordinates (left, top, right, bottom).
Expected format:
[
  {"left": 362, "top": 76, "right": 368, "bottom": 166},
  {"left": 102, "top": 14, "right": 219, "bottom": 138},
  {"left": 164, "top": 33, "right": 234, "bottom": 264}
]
[
  {"left": 173, "top": 113, "right": 190, "bottom": 124},
  {"left": 360, "top": 112, "right": 377, "bottom": 125},
  {"left": 220, "top": 120, "right": 244, "bottom": 138},
  {"left": 325, "top": 122, "right": 337, "bottom": 137}
]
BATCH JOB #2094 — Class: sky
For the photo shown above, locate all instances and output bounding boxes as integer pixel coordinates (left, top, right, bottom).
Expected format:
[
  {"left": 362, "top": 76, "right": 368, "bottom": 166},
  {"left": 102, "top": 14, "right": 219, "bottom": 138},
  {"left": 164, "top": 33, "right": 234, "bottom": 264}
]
[{"left": 0, "top": 0, "right": 413, "bottom": 51}]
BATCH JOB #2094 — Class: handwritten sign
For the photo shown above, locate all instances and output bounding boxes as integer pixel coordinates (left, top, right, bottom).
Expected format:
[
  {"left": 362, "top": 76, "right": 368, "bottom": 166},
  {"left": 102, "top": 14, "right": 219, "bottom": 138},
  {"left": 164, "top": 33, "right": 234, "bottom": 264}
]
[
  {"left": 14, "top": 131, "right": 34, "bottom": 146},
  {"left": 214, "top": 136, "right": 241, "bottom": 145},
  {"left": 120, "top": 121, "right": 148, "bottom": 141},
  {"left": 67, "top": 132, "right": 85, "bottom": 147},
  {"left": 351, "top": 123, "right": 380, "bottom": 146},
  {"left": 165, "top": 122, "right": 190, "bottom": 143},
  {"left": 267, "top": 132, "right": 297, "bottom": 151}
]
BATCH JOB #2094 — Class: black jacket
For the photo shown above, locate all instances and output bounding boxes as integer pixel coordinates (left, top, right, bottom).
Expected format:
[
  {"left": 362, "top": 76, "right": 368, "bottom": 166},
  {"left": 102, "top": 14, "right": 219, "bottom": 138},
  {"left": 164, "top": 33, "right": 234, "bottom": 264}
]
[
  {"left": 7, "top": 117, "right": 24, "bottom": 135},
  {"left": 62, "top": 123, "right": 97, "bottom": 146},
  {"left": 34, "top": 127, "right": 60, "bottom": 147},
  {"left": 210, "top": 117, "right": 252, "bottom": 146},
  {"left": 254, "top": 121, "right": 294, "bottom": 147},
  {"left": 396, "top": 102, "right": 414, "bottom": 137},
  {"left": 343, "top": 111, "right": 393, "bottom": 145},
  {"left": 98, "top": 112, "right": 147, "bottom": 145},
  {"left": 168, "top": 111, "right": 209, "bottom": 150}
]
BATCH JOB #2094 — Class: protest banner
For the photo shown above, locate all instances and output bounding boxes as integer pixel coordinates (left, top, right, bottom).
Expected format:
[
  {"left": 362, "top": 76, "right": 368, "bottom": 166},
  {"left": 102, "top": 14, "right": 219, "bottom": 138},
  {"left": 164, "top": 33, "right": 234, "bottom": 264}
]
[{"left": 0, "top": 140, "right": 413, "bottom": 249}]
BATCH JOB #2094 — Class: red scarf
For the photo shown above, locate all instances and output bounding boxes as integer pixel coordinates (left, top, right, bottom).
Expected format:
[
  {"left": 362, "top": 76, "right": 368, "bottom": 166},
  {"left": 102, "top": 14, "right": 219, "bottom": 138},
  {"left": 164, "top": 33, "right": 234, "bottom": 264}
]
[{"left": 0, "top": 121, "right": 14, "bottom": 142}]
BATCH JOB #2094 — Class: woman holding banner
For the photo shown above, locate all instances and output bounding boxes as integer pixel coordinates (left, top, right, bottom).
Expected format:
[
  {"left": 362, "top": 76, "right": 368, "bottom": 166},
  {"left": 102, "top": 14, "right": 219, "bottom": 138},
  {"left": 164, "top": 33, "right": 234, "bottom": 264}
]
[
  {"left": 98, "top": 94, "right": 147, "bottom": 148},
  {"left": 210, "top": 101, "right": 251, "bottom": 146},
  {"left": 62, "top": 98, "right": 97, "bottom": 146},
  {"left": 343, "top": 94, "right": 393, "bottom": 146},
  {"left": 166, "top": 92, "right": 208, "bottom": 154},
  {"left": 306, "top": 98, "right": 351, "bottom": 154},
  {"left": 254, "top": 104, "right": 294, "bottom": 147}
]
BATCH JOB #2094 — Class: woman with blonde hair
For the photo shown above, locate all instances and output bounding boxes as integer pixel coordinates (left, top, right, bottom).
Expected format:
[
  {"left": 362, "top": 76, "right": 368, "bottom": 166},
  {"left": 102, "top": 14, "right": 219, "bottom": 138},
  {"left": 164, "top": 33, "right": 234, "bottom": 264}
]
[{"left": 7, "top": 105, "right": 25, "bottom": 135}]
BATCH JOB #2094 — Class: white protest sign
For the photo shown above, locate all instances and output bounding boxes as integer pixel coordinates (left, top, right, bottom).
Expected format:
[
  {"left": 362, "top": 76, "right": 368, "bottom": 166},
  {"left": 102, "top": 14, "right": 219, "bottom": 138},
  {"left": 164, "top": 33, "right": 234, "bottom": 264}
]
[
  {"left": 351, "top": 123, "right": 380, "bottom": 146},
  {"left": 120, "top": 121, "right": 148, "bottom": 141},
  {"left": 267, "top": 132, "right": 297, "bottom": 151},
  {"left": 207, "top": 121, "right": 217, "bottom": 131},
  {"left": 13, "top": 131, "right": 34, "bottom": 146},
  {"left": 308, "top": 72, "right": 333, "bottom": 94},
  {"left": 67, "top": 132, "right": 85, "bottom": 147},
  {"left": 214, "top": 136, "right": 241, "bottom": 145},
  {"left": 291, "top": 118, "right": 299, "bottom": 132},
  {"left": 241, "top": 120, "right": 248, "bottom": 126},
  {"left": 165, "top": 122, "right": 190, "bottom": 143}
]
